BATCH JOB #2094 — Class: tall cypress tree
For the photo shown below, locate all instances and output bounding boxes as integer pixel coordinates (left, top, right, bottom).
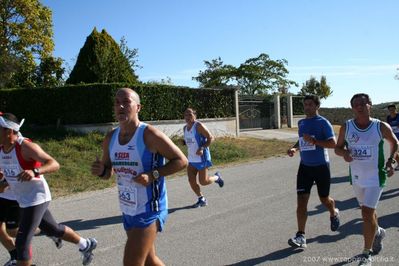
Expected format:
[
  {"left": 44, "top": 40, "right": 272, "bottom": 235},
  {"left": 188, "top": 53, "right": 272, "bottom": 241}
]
[{"left": 66, "top": 28, "right": 138, "bottom": 84}]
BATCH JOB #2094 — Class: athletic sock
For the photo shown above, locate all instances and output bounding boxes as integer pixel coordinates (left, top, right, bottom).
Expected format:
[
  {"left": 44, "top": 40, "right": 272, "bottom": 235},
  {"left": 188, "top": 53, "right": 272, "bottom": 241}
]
[
  {"left": 362, "top": 248, "right": 372, "bottom": 255},
  {"left": 78, "top": 237, "right": 88, "bottom": 250}
]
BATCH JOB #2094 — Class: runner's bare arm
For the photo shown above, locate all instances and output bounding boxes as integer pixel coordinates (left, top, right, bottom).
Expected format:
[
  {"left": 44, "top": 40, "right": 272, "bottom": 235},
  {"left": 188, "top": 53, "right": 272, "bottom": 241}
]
[
  {"left": 18, "top": 140, "right": 60, "bottom": 181},
  {"left": 91, "top": 130, "right": 114, "bottom": 179},
  {"left": 334, "top": 123, "right": 353, "bottom": 162}
]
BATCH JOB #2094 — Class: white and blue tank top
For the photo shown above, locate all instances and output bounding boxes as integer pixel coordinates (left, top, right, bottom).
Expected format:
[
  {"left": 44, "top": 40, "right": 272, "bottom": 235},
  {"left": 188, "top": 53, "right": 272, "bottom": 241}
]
[
  {"left": 183, "top": 121, "right": 211, "bottom": 163},
  {"left": 109, "top": 122, "right": 167, "bottom": 216}
]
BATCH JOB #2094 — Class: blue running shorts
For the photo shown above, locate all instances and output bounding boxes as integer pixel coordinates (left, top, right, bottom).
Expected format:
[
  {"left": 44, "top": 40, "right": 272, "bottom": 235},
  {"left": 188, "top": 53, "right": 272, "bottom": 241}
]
[
  {"left": 122, "top": 209, "right": 168, "bottom": 232},
  {"left": 189, "top": 160, "right": 213, "bottom": 171}
]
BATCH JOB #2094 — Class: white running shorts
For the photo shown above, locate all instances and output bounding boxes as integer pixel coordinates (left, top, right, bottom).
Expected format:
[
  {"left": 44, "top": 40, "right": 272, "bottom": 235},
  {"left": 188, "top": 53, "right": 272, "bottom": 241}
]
[{"left": 352, "top": 185, "right": 383, "bottom": 209}]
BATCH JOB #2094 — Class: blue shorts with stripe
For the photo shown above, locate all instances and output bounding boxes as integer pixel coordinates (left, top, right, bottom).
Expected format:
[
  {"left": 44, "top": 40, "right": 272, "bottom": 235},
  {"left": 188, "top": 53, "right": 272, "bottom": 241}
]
[
  {"left": 189, "top": 160, "right": 213, "bottom": 171},
  {"left": 122, "top": 209, "right": 168, "bottom": 232}
]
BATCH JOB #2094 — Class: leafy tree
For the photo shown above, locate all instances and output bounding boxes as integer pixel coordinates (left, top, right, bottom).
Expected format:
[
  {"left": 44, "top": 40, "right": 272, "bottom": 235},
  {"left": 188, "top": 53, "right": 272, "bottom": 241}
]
[
  {"left": 193, "top": 57, "right": 235, "bottom": 88},
  {"left": 193, "top": 53, "right": 297, "bottom": 95},
  {"left": 299, "top": 75, "right": 332, "bottom": 100},
  {"left": 235, "top": 53, "right": 297, "bottom": 95},
  {"left": 66, "top": 28, "right": 139, "bottom": 84},
  {"left": 35, "top": 56, "right": 64, "bottom": 87},
  {"left": 119, "top": 36, "right": 141, "bottom": 73},
  {"left": 0, "top": 0, "right": 63, "bottom": 88}
]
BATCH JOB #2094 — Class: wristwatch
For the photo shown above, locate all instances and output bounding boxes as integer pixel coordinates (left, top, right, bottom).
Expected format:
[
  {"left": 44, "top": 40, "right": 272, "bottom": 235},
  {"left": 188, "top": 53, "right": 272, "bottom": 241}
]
[
  {"left": 152, "top": 169, "right": 160, "bottom": 180},
  {"left": 33, "top": 168, "right": 40, "bottom": 177}
]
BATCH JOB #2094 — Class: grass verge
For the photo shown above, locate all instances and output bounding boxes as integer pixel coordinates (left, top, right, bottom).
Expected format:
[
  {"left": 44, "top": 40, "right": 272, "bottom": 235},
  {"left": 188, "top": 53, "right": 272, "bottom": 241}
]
[{"left": 22, "top": 126, "right": 293, "bottom": 198}]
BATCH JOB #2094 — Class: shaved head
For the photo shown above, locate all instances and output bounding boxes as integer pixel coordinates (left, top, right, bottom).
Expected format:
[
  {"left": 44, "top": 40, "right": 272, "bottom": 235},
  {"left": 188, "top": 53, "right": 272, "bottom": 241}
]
[{"left": 116, "top": 88, "right": 140, "bottom": 104}]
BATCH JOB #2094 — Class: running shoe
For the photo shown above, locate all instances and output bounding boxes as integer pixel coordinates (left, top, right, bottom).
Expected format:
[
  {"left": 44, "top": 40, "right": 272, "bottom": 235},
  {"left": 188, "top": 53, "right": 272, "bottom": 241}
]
[
  {"left": 48, "top": 235, "right": 63, "bottom": 249},
  {"left": 3, "top": 259, "right": 16, "bottom": 266},
  {"left": 288, "top": 233, "right": 307, "bottom": 248},
  {"left": 330, "top": 208, "right": 340, "bottom": 231},
  {"left": 372, "top": 227, "right": 386, "bottom": 255},
  {"left": 193, "top": 197, "right": 207, "bottom": 208},
  {"left": 358, "top": 251, "right": 372, "bottom": 266},
  {"left": 215, "top": 172, "right": 224, "bottom": 188},
  {"left": 79, "top": 238, "right": 97, "bottom": 265}
]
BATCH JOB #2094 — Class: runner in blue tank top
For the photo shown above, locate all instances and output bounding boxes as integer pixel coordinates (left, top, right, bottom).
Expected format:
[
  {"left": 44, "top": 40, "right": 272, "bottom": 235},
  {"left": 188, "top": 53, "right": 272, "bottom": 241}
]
[
  {"left": 287, "top": 95, "right": 340, "bottom": 249},
  {"left": 91, "top": 88, "right": 187, "bottom": 266},
  {"left": 386, "top": 104, "right": 399, "bottom": 170}
]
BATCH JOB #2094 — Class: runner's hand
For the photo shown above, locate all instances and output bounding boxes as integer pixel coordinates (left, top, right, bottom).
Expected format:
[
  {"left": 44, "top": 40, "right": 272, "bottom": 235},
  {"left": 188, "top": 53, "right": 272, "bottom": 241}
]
[
  {"left": 385, "top": 161, "right": 394, "bottom": 177},
  {"left": 17, "top": 170, "right": 34, "bottom": 182},
  {"left": 287, "top": 148, "right": 296, "bottom": 157},
  {"left": 343, "top": 150, "right": 353, "bottom": 162},
  {"left": 91, "top": 156, "right": 105, "bottom": 176},
  {"left": 133, "top": 172, "right": 152, "bottom": 186}
]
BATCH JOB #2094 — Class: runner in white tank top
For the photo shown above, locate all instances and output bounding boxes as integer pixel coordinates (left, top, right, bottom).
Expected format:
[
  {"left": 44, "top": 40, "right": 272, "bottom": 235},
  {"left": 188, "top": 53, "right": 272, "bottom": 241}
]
[
  {"left": 0, "top": 113, "right": 97, "bottom": 266},
  {"left": 335, "top": 93, "right": 398, "bottom": 261}
]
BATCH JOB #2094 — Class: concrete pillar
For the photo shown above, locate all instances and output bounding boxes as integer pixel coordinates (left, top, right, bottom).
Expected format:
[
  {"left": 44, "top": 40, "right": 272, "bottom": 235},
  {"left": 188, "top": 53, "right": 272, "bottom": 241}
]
[
  {"left": 274, "top": 94, "right": 281, "bottom": 129},
  {"left": 234, "top": 88, "right": 240, "bottom": 137},
  {"left": 287, "top": 95, "right": 293, "bottom": 128}
]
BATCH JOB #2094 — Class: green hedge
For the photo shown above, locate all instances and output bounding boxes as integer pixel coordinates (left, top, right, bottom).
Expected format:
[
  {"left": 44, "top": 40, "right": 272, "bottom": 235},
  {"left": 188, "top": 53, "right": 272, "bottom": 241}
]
[{"left": 0, "top": 83, "right": 236, "bottom": 125}]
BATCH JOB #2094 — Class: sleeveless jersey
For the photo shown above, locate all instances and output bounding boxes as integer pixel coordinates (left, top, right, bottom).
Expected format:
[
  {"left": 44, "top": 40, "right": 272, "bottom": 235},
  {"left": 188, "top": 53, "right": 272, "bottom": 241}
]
[
  {"left": 345, "top": 118, "right": 387, "bottom": 187},
  {"left": 0, "top": 139, "right": 51, "bottom": 208},
  {"left": 0, "top": 180, "right": 16, "bottom": 201},
  {"left": 109, "top": 122, "right": 167, "bottom": 216},
  {"left": 183, "top": 121, "right": 211, "bottom": 163},
  {"left": 387, "top": 114, "right": 399, "bottom": 138},
  {"left": 298, "top": 115, "right": 335, "bottom": 166}
]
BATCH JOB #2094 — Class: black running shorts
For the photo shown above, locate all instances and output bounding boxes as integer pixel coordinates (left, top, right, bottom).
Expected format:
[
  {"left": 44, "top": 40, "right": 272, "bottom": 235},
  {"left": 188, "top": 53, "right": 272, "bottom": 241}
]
[
  {"left": 0, "top": 197, "right": 20, "bottom": 229},
  {"left": 296, "top": 163, "right": 331, "bottom": 197}
]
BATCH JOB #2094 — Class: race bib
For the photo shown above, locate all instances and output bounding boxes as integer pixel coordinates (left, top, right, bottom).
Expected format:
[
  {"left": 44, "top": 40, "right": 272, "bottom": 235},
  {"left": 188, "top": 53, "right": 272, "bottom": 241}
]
[
  {"left": 350, "top": 145, "right": 372, "bottom": 161},
  {"left": 185, "top": 137, "right": 196, "bottom": 146},
  {"left": 3, "top": 165, "right": 19, "bottom": 178},
  {"left": 299, "top": 137, "right": 316, "bottom": 151},
  {"left": 117, "top": 185, "right": 137, "bottom": 214}
]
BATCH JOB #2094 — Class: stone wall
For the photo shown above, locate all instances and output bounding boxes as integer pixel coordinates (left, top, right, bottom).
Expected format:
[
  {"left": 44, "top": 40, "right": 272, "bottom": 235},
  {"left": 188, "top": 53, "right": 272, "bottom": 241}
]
[{"left": 64, "top": 117, "right": 238, "bottom": 138}]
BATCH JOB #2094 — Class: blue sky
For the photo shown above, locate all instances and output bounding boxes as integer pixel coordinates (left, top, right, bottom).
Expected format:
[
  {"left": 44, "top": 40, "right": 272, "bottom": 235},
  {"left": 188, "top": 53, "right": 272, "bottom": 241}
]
[{"left": 42, "top": 0, "right": 398, "bottom": 107}]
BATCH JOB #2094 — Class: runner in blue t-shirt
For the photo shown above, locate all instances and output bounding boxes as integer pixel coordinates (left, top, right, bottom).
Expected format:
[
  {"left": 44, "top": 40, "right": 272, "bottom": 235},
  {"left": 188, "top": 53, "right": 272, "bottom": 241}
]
[
  {"left": 386, "top": 104, "right": 399, "bottom": 170},
  {"left": 287, "top": 95, "right": 340, "bottom": 249}
]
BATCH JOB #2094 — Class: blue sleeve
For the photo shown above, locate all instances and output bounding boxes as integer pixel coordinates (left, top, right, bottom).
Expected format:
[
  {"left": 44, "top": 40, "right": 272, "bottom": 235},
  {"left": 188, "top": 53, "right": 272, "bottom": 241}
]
[{"left": 322, "top": 119, "right": 335, "bottom": 140}]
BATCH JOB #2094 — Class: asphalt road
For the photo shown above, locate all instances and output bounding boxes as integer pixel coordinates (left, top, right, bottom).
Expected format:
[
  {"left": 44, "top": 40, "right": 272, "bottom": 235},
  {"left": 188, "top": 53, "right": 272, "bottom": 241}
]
[{"left": 1, "top": 133, "right": 399, "bottom": 265}]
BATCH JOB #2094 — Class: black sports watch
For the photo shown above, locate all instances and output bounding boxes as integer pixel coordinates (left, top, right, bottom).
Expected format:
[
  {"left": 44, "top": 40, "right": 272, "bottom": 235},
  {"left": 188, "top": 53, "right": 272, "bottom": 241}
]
[
  {"left": 387, "top": 157, "right": 396, "bottom": 164},
  {"left": 33, "top": 168, "right": 40, "bottom": 177}
]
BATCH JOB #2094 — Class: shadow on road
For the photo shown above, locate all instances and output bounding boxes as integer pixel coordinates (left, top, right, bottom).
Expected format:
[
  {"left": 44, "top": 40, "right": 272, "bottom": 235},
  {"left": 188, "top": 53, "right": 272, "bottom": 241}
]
[
  {"left": 331, "top": 175, "right": 350, "bottom": 184},
  {"left": 168, "top": 205, "right": 196, "bottom": 214},
  {"left": 308, "top": 187, "right": 399, "bottom": 217},
  {"left": 60, "top": 215, "right": 123, "bottom": 231},
  {"left": 225, "top": 247, "right": 304, "bottom": 266},
  {"left": 308, "top": 197, "right": 359, "bottom": 217}
]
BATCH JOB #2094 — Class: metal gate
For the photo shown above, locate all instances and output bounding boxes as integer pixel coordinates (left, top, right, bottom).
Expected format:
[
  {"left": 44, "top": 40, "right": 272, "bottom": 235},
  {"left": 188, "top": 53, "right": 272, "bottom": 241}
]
[{"left": 239, "top": 95, "right": 275, "bottom": 130}]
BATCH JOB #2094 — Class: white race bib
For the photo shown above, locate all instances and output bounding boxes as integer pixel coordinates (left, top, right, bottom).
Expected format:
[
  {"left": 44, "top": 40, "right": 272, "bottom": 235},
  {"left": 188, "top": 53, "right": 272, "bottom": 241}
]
[
  {"left": 299, "top": 137, "right": 316, "bottom": 151},
  {"left": 350, "top": 145, "right": 372, "bottom": 161},
  {"left": 117, "top": 184, "right": 137, "bottom": 215}
]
